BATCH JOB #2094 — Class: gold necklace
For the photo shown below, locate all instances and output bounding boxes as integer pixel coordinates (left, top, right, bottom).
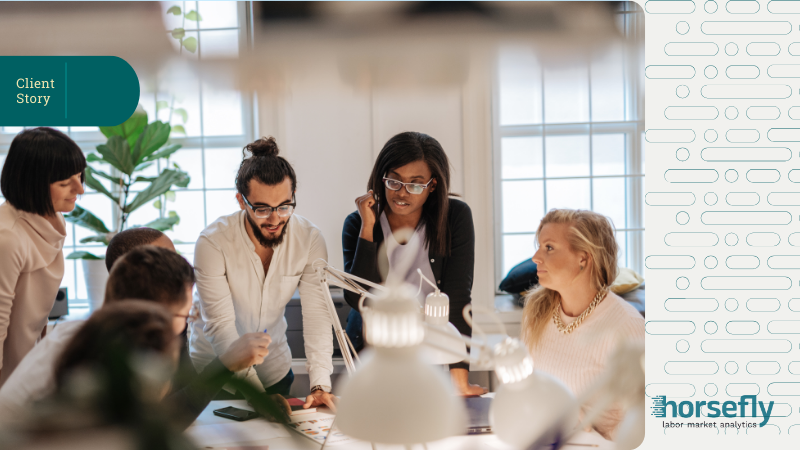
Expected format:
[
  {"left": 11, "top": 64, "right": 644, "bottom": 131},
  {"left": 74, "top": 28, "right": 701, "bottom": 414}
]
[{"left": 553, "top": 287, "right": 609, "bottom": 334}]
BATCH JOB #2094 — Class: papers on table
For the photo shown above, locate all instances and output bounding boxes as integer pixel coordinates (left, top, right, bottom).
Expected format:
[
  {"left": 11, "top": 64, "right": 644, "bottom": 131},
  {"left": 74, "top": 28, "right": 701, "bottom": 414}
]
[
  {"left": 186, "top": 419, "right": 291, "bottom": 446},
  {"left": 287, "top": 416, "right": 357, "bottom": 446}
]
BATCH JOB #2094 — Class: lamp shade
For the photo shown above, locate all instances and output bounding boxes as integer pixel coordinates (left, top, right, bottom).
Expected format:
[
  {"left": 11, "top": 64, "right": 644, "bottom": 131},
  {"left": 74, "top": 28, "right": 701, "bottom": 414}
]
[
  {"left": 335, "top": 283, "right": 466, "bottom": 445},
  {"left": 489, "top": 338, "right": 577, "bottom": 448},
  {"left": 335, "top": 346, "right": 466, "bottom": 444}
]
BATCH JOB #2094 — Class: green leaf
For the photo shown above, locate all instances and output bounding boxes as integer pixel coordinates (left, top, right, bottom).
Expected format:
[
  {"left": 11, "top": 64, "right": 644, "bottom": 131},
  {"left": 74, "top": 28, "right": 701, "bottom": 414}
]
[
  {"left": 168, "top": 210, "right": 178, "bottom": 218},
  {"left": 173, "top": 108, "right": 188, "bottom": 124},
  {"left": 86, "top": 166, "right": 123, "bottom": 186},
  {"left": 182, "top": 37, "right": 197, "bottom": 54},
  {"left": 131, "top": 122, "right": 171, "bottom": 165},
  {"left": 174, "top": 171, "right": 190, "bottom": 188},
  {"left": 100, "top": 108, "right": 147, "bottom": 148},
  {"left": 65, "top": 205, "right": 110, "bottom": 234},
  {"left": 96, "top": 136, "right": 135, "bottom": 175},
  {"left": 134, "top": 176, "right": 159, "bottom": 183},
  {"left": 152, "top": 199, "right": 162, "bottom": 209},
  {"left": 134, "top": 162, "right": 154, "bottom": 173},
  {"left": 171, "top": 125, "right": 186, "bottom": 135},
  {"left": 143, "top": 216, "right": 180, "bottom": 231},
  {"left": 166, "top": 5, "right": 181, "bottom": 15},
  {"left": 86, "top": 153, "right": 103, "bottom": 163},
  {"left": 125, "top": 169, "right": 189, "bottom": 213},
  {"left": 144, "top": 144, "right": 181, "bottom": 162},
  {"left": 66, "top": 251, "right": 103, "bottom": 260},
  {"left": 185, "top": 10, "right": 202, "bottom": 21},
  {"left": 79, "top": 235, "right": 110, "bottom": 245},
  {"left": 156, "top": 100, "right": 169, "bottom": 112},
  {"left": 165, "top": 190, "right": 176, "bottom": 202},
  {"left": 83, "top": 170, "right": 120, "bottom": 204},
  {"left": 171, "top": 28, "right": 185, "bottom": 39}
]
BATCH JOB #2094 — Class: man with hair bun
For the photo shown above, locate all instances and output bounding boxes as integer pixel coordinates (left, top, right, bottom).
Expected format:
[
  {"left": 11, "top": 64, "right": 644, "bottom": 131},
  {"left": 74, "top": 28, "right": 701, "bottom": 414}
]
[{"left": 189, "top": 136, "right": 337, "bottom": 410}]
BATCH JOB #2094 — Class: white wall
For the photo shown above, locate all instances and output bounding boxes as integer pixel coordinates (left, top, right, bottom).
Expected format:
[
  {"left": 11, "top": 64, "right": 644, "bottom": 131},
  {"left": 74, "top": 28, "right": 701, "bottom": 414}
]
[{"left": 257, "top": 56, "right": 497, "bottom": 310}]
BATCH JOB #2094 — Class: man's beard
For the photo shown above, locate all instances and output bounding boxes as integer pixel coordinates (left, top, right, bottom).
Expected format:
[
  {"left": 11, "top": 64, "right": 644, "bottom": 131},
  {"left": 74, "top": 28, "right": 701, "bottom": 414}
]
[{"left": 246, "top": 213, "right": 289, "bottom": 248}]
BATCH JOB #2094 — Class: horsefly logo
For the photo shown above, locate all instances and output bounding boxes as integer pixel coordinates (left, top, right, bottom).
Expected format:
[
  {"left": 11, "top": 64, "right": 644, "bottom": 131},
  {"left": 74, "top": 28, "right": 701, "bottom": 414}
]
[{"left": 651, "top": 395, "right": 774, "bottom": 427}]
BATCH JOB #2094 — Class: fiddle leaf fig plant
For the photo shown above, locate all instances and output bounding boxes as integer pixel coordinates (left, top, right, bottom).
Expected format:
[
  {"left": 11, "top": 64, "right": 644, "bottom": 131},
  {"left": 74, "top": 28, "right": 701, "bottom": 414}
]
[{"left": 65, "top": 108, "right": 190, "bottom": 259}]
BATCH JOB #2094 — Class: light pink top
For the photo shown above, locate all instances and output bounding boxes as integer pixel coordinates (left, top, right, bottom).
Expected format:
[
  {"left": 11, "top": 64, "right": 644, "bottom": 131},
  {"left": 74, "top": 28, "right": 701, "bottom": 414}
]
[
  {"left": 0, "top": 201, "right": 66, "bottom": 386},
  {"left": 527, "top": 293, "right": 644, "bottom": 441}
]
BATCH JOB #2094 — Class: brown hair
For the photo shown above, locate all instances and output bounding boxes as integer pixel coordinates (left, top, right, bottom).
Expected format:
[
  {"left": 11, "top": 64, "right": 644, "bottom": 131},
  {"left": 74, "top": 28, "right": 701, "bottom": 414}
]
[
  {"left": 54, "top": 300, "right": 177, "bottom": 392},
  {"left": 368, "top": 131, "right": 453, "bottom": 256},
  {"left": 104, "top": 246, "right": 195, "bottom": 308},
  {"left": 105, "top": 227, "right": 166, "bottom": 271},
  {"left": 235, "top": 136, "right": 297, "bottom": 196},
  {"left": 521, "top": 209, "right": 618, "bottom": 349}
]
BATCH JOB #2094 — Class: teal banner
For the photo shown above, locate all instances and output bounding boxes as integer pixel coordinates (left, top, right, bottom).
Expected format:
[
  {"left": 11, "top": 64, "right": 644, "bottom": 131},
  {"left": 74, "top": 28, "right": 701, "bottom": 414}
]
[{"left": 0, "top": 56, "right": 139, "bottom": 126}]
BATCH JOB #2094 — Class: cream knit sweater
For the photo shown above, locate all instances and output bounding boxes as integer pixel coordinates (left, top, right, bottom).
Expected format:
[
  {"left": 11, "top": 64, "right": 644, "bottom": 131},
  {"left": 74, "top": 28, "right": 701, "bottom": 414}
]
[
  {"left": 527, "top": 292, "right": 644, "bottom": 441},
  {"left": 0, "top": 202, "right": 66, "bottom": 387}
]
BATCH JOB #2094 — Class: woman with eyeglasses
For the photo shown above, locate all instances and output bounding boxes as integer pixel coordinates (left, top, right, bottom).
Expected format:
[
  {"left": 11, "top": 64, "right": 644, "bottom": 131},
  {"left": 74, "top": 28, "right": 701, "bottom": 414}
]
[
  {"left": 342, "top": 131, "right": 486, "bottom": 396},
  {"left": 0, "top": 127, "right": 85, "bottom": 387}
]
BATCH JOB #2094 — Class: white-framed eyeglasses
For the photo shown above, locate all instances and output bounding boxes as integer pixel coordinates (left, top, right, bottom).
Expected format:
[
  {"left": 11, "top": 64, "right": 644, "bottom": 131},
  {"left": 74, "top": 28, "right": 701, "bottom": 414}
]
[{"left": 383, "top": 177, "right": 434, "bottom": 195}]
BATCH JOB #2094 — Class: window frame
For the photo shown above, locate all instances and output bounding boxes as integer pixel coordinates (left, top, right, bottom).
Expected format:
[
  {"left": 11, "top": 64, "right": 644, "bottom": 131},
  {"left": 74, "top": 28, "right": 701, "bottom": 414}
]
[
  {"left": 0, "top": 1, "right": 257, "bottom": 309},
  {"left": 491, "top": 4, "right": 644, "bottom": 293}
]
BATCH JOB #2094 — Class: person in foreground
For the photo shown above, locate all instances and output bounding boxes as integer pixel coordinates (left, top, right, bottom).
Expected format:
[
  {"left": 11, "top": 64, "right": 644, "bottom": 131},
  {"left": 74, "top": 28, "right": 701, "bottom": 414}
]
[
  {"left": 521, "top": 209, "right": 644, "bottom": 441},
  {"left": 0, "top": 236, "right": 275, "bottom": 428},
  {"left": 342, "top": 131, "right": 485, "bottom": 396},
  {"left": 0, "top": 127, "right": 86, "bottom": 386},
  {"left": 53, "top": 300, "right": 179, "bottom": 403},
  {"left": 189, "top": 136, "right": 336, "bottom": 410}
]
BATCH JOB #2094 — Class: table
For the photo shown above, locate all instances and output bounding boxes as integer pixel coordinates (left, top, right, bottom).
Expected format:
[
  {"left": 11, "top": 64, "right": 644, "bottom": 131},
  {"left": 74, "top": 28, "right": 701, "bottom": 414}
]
[{"left": 186, "top": 400, "right": 613, "bottom": 450}]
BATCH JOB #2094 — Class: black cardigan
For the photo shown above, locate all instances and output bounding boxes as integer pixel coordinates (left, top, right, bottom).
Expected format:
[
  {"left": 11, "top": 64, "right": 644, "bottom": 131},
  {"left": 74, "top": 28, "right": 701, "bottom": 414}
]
[{"left": 342, "top": 198, "right": 475, "bottom": 369}]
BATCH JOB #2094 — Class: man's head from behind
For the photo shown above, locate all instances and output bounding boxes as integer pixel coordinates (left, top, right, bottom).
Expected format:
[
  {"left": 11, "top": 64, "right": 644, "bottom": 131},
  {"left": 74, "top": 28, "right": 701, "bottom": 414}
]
[
  {"left": 105, "top": 246, "right": 195, "bottom": 334},
  {"left": 106, "top": 227, "right": 175, "bottom": 271}
]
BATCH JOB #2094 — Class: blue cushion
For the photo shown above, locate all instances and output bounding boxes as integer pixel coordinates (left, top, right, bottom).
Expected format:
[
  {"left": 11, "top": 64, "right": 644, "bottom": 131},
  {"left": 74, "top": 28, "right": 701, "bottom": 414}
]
[{"left": 499, "top": 259, "right": 538, "bottom": 294}]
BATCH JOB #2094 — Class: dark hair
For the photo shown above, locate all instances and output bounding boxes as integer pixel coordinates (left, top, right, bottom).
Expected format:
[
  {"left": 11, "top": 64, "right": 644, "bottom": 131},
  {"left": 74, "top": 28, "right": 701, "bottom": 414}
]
[
  {"left": 235, "top": 136, "right": 297, "bottom": 197},
  {"left": 54, "top": 300, "right": 176, "bottom": 392},
  {"left": 105, "top": 246, "right": 195, "bottom": 308},
  {"left": 368, "top": 131, "right": 453, "bottom": 256},
  {"left": 106, "top": 227, "right": 167, "bottom": 271},
  {"left": 0, "top": 127, "right": 86, "bottom": 216}
]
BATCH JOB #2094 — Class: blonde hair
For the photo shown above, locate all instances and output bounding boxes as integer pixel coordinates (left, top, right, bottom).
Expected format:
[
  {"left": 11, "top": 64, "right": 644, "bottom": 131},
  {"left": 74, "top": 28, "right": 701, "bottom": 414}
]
[{"left": 521, "top": 209, "right": 619, "bottom": 349}]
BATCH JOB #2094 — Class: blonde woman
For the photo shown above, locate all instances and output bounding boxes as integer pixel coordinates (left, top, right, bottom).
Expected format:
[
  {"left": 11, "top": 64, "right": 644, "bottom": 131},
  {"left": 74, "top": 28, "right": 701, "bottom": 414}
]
[{"left": 521, "top": 209, "right": 644, "bottom": 441}]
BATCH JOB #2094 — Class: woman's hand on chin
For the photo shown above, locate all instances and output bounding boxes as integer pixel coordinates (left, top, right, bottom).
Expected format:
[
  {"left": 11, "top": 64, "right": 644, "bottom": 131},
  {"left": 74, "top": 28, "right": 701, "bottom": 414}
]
[{"left": 356, "top": 190, "right": 377, "bottom": 241}]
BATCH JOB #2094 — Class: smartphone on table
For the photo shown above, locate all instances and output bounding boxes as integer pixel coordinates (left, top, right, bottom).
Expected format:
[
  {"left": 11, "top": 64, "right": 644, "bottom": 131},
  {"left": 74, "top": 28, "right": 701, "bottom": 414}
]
[{"left": 213, "top": 406, "right": 261, "bottom": 422}]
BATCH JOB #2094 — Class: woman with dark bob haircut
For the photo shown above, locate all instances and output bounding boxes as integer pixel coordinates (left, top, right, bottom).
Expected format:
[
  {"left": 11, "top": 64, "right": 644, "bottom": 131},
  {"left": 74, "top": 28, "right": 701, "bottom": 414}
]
[
  {"left": 0, "top": 127, "right": 85, "bottom": 386},
  {"left": 342, "top": 131, "right": 486, "bottom": 396}
]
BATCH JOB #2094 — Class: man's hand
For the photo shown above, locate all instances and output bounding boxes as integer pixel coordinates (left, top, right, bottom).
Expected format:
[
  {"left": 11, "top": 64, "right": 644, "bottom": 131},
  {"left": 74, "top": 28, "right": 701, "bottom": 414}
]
[
  {"left": 246, "top": 393, "right": 291, "bottom": 424},
  {"left": 450, "top": 367, "right": 488, "bottom": 396},
  {"left": 304, "top": 389, "right": 337, "bottom": 412},
  {"left": 219, "top": 332, "right": 272, "bottom": 372}
]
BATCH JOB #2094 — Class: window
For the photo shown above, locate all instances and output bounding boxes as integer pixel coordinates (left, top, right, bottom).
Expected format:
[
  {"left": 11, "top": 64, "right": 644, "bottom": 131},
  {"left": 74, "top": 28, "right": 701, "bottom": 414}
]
[
  {"left": 493, "top": 2, "right": 644, "bottom": 286},
  {"left": 0, "top": 2, "right": 255, "bottom": 312}
]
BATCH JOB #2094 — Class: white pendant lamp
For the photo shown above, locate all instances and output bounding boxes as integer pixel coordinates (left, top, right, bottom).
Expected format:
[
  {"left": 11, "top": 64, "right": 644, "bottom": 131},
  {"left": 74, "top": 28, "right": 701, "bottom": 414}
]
[
  {"left": 417, "top": 270, "right": 469, "bottom": 366},
  {"left": 489, "top": 337, "right": 577, "bottom": 449},
  {"left": 335, "top": 283, "right": 467, "bottom": 445}
]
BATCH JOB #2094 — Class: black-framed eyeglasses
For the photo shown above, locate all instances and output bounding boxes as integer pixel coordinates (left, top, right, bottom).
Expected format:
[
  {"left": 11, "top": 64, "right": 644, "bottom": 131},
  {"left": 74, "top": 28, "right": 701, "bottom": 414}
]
[
  {"left": 383, "top": 177, "right": 434, "bottom": 195},
  {"left": 242, "top": 193, "right": 296, "bottom": 219}
]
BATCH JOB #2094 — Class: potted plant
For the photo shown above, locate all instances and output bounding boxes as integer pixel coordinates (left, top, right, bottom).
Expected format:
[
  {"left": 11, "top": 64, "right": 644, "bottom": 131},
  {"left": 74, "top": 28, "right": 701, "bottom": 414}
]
[{"left": 65, "top": 108, "right": 190, "bottom": 311}]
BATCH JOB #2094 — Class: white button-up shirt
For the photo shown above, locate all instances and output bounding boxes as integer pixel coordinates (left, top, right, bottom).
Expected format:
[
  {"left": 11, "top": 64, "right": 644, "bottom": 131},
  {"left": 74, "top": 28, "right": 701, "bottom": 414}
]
[{"left": 188, "top": 210, "right": 333, "bottom": 389}]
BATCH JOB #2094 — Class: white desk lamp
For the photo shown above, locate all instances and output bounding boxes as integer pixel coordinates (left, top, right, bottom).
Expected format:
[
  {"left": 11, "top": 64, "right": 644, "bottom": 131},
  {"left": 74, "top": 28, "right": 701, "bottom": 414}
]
[
  {"left": 334, "top": 282, "right": 467, "bottom": 447},
  {"left": 313, "top": 258, "right": 644, "bottom": 449}
]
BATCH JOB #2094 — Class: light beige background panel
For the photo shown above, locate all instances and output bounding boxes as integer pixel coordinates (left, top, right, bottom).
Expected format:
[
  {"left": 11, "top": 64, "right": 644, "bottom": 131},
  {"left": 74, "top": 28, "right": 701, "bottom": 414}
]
[{"left": 256, "top": 58, "right": 494, "bottom": 309}]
